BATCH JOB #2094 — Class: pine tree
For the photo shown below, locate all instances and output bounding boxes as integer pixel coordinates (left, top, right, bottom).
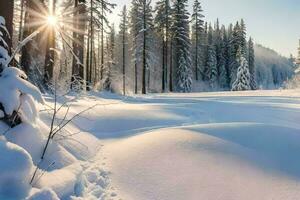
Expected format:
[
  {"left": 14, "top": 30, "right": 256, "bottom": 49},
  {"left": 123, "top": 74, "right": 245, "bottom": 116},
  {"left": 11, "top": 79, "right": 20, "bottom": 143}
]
[
  {"left": 0, "top": 0, "right": 14, "bottom": 54},
  {"left": 248, "top": 37, "right": 256, "bottom": 90},
  {"left": 205, "top": 24, "right": 217, "bottom": 89},
  {"left": 214, "top": 19, "right": 224, "bottom": 87},
  {"left": 201, "top": 22, "right": 209, "bottom": 81},
  {"left": 207, "top": 45, "right": 217, "bottom": 89},
  {"left": 239, "top": 19, "right": 247, "bottom": 55},
  {"left": 71, "top": 0, "right": 86, "bottom": 90},
  {"left": 0, "top": 17, "right": 9, "bottom": 72},
  {"left": 171, "top": 0, "right": 192, "bottom": 92},
  {"left": 232, "top": 48, "right": 251, "bottom": 91},
  {"left": 103, "top": 26, "right": 115, "bottom": 91},
  {"left": 21, "top": 0, "right": 47, "bottom": 92},
  {"left": 218, "top": 25, "right": 228, "bottom": 88},
  {"left": 119, "top": 6, "right": 129, "bottom": 95},
  {"left": 229, "top": 21, "right": 240, "bottom": 87},
  {"left": 129, "top": 0, "right": 154, "bottom": 94},
  {"left": 129, "top": 0, "right": 141, "bottom": 94},
  {"left": 177, "top": 50, "right": 192, "bottom": 92},
  {"left": 191, "top": 0, "right": 204, "bottom": 81},
  {"left": 154, "top": 0, "right": 171, "bottom": 92}
]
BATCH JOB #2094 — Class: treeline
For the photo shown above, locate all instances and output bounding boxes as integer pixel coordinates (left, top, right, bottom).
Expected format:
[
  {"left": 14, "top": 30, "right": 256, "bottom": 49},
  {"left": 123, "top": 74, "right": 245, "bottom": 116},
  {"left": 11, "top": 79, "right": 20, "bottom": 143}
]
[{"left": 1, "top": 0, "right": 256, "bottom": 95}]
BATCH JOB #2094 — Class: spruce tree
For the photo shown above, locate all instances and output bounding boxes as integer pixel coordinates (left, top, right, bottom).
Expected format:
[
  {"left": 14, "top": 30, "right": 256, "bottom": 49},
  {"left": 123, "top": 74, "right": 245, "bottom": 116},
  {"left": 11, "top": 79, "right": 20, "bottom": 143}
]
[
  {"left": 154, "top": 0, "right": 171, "bottom": 92},
  {"left": 0, "top": 17, "right": 9, "bottom": 71},
  {"left": 248, "top": 37, "right": 256, "bottom": 90},
  {"left": 119, "top": 6, "right": 129, "bottom": 95},
  {"left": 229, "top": 21, "right": 240, "bottom": 87},
  {"left": 177, "top": 50, "right": 192, "bottom": 92},
  {"left": 207, "top": 45, "right": 217, "bottom": 89},
  {"left": 232, "top": 48, "right": 251, "bottom": 91},
  {"left": 218, "top": 25, "right": 228, "bottom": 88},
  {"left": 0, "top": 1, "right": 13, "bottom": 54},
  {"left": 205, "top": 24, "right": 217, "bottom": 89},
  {"left": 213, "top": 19, "right": 222, "bottom": 85},
  {"left": 191, "top": 0, "right": 204, "bottom": 81},
  {"left": 171, "top": 0, "right": 192, "bottom": 92},
  {"left": 129, "top": 0, "right": 154, "bottom": 94},
  {"left": 103, "top": 26, "right": 116, "bottom": 91},
  {"left": 239, "top": 19, "right": 247, "bottom": 54},
  {"left": 71, "top": 0, "right": 86, "bottom": 90}
]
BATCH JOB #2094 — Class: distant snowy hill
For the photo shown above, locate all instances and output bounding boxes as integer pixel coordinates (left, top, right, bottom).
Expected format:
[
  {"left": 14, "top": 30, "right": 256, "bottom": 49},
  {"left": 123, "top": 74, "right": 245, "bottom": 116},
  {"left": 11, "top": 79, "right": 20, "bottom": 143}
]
[{"left": 254, "top": 44, "right": 295, "bottom": 89}]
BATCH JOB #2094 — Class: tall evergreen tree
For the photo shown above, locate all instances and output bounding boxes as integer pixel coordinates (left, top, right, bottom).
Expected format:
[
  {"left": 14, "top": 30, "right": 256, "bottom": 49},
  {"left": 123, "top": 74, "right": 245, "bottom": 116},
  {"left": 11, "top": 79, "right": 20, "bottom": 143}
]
[
  {"left": 205, "top": 24, "right": 217, "bottom": 88},
  {"left": 71, "top": 0, "right": 86, "bottom": 89},
  {"left": 0, "top": 17, "right": 9, "bottom": 71},
  {"left": 232, "top": 48, "right": 251, "bottom": 91},
  {"left": 0, "top": 0, "right": 14, "bottom": 54},
  {"left": 218, "top": 25, "right": 228, "bottom": 88},
  {"left": 119, "top": 6, "right": 129, "bottom": 95},
  {"left": 103, "top": 26, "right": 115, "bottom": 91},
  {"left": 130, "top": 0, "right": 154, "bottom": 94},
  {"left": 229, "top": 21, "right": 240, "bottom": 87},
  {"left": 171, "top": 0, "right": 192, "bottom": 92},
  {"left": 248, "top": 37, "right": 256, "bottom": 90},
  {"left": 191, "top": 0, "right": 204, "bottom": 81},
  {"left": 213, "top": 19, "right": 222, "bottom": 85},
  {"left": 207, "top": 45, "right": 217, "bottom": 89},
  {"left": 239, "top": 19, "right": 247, "bottom": 54},
  {"left": 154, "top": 0, "right": 171, "bottom": 92}
]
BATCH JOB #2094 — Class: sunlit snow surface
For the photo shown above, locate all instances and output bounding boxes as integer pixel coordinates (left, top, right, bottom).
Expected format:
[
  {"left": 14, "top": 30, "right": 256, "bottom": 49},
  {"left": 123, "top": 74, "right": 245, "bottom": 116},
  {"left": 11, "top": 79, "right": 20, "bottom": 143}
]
[{"left": 32, "top": 90, "right": 300, "bottom": 199}]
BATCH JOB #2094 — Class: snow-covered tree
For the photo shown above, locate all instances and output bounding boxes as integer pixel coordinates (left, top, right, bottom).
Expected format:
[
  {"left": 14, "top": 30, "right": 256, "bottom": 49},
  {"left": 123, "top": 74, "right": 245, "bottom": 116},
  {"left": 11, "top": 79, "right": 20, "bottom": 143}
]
[
  {"left": 207, "top": 45, "right": 218, "bottom": 89},
  {"left": 71, "top": 0, "right": 87, "bottom": 89},
  {"left": 0, "top": 17, "right": 9, "bottom": 72},
  {"left": 103, "top": 26, "right": 116, "bottom": 91},
  {"left": 232, "top": 50, "right": 251, "bottom": 91},
  {"left": 191, "top": 0, "right": 204, "bottom": 81},
  {"left": 229, "top": 21, "right": 242, "bottom": 87},
  {"left": 248, "top": 37, "right": 256, "bottom": 90},
  {"left": 129, "top": 0, "right": 154, "bottom": 94},
  {"left": 239, "top": 19, "right": 247, "bottom": 55},
  {"left": 154, "top": 0, "right": 171, "bottom": 92},
  {"left": 118, "top": 6, "right": 129, "bottom": 95},
  {"left": 218, "top": 25, "right": 228, "bottom": 88},
  {"left": 177, "top": 50, "right": 192, "bottom": 92},
  {"left": 0, "top": 20, "right": 44, "bottom": 127},
  {"left": 0, "top": 1, "right": 13, "bottom": 54},
  {"left": 171, "top": 0, "right": 192, "bottom": 92}
]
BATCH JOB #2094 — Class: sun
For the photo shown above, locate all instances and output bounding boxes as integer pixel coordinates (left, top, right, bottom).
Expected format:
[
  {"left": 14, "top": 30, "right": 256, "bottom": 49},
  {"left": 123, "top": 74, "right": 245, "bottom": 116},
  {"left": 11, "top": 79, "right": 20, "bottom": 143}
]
[{"left": 47, "top": 15, "right": 57, "bottom": 26}]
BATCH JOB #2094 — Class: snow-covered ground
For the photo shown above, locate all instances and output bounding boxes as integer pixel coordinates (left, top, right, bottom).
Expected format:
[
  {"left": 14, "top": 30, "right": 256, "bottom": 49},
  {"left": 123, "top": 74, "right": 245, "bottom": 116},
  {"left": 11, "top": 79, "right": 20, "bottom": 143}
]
[{"left": 3, "top": 89, "right": 300, "bottom": 200}]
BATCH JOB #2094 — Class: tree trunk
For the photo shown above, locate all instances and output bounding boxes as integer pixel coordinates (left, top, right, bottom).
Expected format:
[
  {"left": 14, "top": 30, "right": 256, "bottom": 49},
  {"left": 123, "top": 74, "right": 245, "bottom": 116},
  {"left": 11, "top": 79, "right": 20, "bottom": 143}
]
[
  {"left": 100, "top": 1, "right": 104, "bottom": 80},
  {"left": 142, "top": 0, "right": 147, "bottom": 94},
  {"left": 134, "top": 62, "right": 137, "bottom": 94},
  {"left": 169, "top": 41, "right": 173, "bottom": 92},
  {"left": 122, "top": 23, "right": 126, "bottom": 96},
  {"left": 195, "top": 13, "right": 199, "bottom": 81},
  {"left": 71, "top": 0, "right": 86, "bottom": 89},
  {"left": 21, "top": 0, "right": 46, "bottom": 74},
  {"left": 161, "top": 39, "right": 165, "bottom": 92}
]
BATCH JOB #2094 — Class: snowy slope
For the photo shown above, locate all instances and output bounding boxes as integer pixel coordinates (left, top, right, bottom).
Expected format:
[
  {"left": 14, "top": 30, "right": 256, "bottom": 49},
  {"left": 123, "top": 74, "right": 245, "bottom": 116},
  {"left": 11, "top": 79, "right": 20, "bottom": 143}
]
[{"left": 3, "top": 89, "right": 300, "bottom": 200}]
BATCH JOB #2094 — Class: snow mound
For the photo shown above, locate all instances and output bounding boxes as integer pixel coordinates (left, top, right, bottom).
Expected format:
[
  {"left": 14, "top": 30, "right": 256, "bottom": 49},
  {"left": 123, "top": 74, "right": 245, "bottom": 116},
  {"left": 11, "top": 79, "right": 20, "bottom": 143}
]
[
  {"left": 0, "top": 67, "right": 44, "bottom": 116},
  {"left": 0, "top": 140, "right": 33, "bottom": 199},
  {"left": 27, "top": 188, "right": 59, "bottom": 200}
]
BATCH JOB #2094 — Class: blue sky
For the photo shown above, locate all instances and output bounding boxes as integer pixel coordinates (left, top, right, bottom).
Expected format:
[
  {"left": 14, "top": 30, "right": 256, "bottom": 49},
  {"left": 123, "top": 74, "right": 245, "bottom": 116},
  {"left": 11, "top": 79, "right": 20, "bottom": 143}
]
[{"left": 111, "top": 0, "right": 300, "bottom": 57}]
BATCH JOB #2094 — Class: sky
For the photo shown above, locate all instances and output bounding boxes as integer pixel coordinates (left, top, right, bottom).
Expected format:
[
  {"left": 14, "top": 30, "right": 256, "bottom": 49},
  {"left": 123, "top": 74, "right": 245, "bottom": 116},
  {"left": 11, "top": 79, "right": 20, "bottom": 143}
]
[{"left": 110, "top": 0, "right": 300, "bottom": 57}]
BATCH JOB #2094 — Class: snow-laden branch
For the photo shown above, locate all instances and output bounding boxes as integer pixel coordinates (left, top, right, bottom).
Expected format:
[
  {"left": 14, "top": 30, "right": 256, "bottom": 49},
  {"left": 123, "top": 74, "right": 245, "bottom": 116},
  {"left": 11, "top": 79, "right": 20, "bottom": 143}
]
[{"left": 7, "top": 30, "right": 40, "bottom": 66}]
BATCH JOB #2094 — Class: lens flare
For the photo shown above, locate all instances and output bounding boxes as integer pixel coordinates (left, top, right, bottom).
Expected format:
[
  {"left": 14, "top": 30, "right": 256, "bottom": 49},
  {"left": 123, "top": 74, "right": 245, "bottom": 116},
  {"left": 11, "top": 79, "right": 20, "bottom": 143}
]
[{"left": 47, "top": 15, "right": 57, "bottom": 26}]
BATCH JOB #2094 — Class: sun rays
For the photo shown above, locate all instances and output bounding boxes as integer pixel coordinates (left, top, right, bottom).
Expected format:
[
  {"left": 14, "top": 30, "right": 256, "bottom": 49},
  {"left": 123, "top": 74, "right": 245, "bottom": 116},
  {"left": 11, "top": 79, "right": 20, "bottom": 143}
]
[{"left": 22, "top": 0, "right": 88, "bottom": 49}]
